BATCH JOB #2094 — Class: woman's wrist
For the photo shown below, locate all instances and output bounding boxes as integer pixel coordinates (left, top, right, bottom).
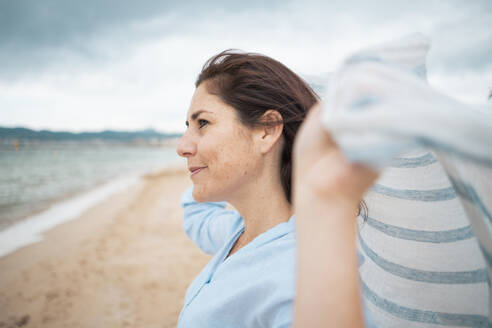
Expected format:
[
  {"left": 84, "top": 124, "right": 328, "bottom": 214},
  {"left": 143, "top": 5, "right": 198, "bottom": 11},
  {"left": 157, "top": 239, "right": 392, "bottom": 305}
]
[{"left": 294, "top": 184, "right": 361, "bottom": 217}]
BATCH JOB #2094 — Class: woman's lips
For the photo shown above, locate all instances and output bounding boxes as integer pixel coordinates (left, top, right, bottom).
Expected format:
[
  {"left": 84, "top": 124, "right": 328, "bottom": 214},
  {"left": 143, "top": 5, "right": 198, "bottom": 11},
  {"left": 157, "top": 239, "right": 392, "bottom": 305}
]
[{"left": 189, "top": 166, "right": 207, "bottom": 177}]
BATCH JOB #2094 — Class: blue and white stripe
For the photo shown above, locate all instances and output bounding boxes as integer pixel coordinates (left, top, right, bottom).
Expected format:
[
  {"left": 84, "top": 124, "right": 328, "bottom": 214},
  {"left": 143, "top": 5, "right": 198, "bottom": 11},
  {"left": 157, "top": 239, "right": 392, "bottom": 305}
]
[{"left": 358, "top": 153, "right": 489, "bottom": 327}]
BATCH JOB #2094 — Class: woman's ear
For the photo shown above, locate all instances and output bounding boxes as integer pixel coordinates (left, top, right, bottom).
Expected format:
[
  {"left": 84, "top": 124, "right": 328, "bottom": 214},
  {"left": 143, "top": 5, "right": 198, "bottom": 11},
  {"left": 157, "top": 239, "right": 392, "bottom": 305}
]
[{"left": 255, "top": 110, "right": 284, "bottom": 154}]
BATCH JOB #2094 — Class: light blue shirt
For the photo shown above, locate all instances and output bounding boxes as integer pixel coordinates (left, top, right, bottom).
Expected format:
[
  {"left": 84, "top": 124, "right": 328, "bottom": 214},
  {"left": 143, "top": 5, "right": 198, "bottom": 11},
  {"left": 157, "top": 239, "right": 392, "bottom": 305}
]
[
  {"left": 177, "top": 187, "right": 296, "bottom": 328},
  {"left": 177, "top": 187, "right": 378, "bottom": 328}
]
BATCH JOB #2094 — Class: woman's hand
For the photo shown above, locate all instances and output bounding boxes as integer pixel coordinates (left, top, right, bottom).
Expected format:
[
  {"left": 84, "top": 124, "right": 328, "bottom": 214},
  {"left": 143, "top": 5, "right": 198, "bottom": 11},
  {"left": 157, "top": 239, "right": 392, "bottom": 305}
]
[
  {"left": 293, "top": 102, "right": 379, "bottom": 210},
  {"left": 292, "top": 102, "right": 379, "bottom": 328}
]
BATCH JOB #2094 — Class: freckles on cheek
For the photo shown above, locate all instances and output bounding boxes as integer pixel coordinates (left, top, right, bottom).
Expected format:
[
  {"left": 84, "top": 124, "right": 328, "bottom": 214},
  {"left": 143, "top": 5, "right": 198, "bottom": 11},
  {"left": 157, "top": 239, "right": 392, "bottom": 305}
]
[
  {"left": 214, "top": 128, "right": 255, "bottom": 182},
  {"left": 219, "top": 158, "right": 235, "bottom": 182}
]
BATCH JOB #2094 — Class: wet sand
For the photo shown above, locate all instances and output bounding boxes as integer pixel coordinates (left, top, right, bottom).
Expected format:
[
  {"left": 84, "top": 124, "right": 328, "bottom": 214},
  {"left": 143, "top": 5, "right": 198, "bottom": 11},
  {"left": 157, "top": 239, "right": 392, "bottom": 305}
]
[{"left": 0, "top": 166, "right": 210, "bottom": 328}]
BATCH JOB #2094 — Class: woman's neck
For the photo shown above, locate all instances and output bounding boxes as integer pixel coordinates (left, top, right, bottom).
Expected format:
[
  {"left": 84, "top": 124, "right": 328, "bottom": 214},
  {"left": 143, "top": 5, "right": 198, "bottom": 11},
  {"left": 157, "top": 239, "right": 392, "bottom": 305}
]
[{"left": 228, "top": 172, "right": 293, "bottom": 245}]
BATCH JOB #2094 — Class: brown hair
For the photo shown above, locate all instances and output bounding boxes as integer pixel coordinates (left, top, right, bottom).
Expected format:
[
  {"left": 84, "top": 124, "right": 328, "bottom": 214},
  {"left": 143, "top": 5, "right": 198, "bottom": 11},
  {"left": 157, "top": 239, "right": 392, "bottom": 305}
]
[{"left": 196, "top": 49, "right": 319, "bottom": 203}]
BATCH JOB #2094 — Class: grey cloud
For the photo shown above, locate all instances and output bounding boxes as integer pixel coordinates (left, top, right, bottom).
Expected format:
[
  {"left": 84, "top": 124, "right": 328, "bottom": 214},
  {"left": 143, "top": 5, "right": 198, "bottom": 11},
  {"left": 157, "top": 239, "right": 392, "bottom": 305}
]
[
  {"left": 1, "top": 0, "right": 491, "bottom": 80},
  {"left": 428, "top": 14, "right": 492, "bottom": 74},
  {"left": 0, "top": 0, "right": 284, "bottom": 80},
  {"left": 298, "top": 0, "right": 492, "bottom": 74},
  {"left": 0, "top": 0, "right": 284, "bottom": 47}
]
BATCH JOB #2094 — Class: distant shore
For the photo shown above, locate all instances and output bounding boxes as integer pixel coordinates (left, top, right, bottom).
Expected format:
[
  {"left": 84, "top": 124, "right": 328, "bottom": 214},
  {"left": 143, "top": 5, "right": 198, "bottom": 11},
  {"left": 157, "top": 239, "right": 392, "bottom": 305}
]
[{"left": 0, "top": 165, "right": 210, "bottom": 327}]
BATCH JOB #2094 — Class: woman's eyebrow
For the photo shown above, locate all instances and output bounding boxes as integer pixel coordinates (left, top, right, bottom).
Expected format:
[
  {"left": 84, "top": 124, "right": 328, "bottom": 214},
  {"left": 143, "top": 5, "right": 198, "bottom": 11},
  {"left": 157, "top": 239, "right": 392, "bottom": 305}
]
[
  {"left": 186, "top": 110, "right": 212, "bottom": 126},
  {"left": 191, "top": 110, "right": 212, "bottom": 120}
]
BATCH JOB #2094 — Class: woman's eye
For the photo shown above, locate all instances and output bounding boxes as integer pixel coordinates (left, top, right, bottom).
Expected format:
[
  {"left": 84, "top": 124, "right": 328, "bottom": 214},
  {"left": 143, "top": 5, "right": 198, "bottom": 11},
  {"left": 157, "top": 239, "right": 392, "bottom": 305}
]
[{"left": 198, "top": 119, "right": 209, "bottom": 129}]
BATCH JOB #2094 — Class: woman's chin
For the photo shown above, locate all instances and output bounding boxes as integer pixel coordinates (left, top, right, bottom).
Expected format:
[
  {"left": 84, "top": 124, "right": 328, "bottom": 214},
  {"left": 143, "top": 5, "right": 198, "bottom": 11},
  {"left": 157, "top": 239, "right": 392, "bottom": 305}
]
[
  {"left": 192, "top": 187, "right": 212, "bottom": 203},
  {"left": 192, "top": 192, "right": 207, "bottom": 203},
  {"left": 192, "top": 186, "right": 225, "bottom": 203}
]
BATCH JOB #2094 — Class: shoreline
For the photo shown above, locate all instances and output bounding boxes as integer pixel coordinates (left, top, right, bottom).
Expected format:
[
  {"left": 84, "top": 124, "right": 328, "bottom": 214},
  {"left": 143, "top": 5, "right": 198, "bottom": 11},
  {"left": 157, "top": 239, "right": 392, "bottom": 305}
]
[
  {"left": 0, "top": 161, "right": 185, "bottom": 258},
  {"left": 0, "top": 174, "right": 142, "bottom": 258},
  {"left": 0, "top": 165, "right": 211, "bottom": 327}
]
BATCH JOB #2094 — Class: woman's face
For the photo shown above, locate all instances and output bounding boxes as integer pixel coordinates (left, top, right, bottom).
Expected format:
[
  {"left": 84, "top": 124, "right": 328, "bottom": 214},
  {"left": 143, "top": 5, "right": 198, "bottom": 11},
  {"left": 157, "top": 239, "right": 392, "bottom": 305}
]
[{"left": 177, "top": 82, "right": 261, "bottom": 202}]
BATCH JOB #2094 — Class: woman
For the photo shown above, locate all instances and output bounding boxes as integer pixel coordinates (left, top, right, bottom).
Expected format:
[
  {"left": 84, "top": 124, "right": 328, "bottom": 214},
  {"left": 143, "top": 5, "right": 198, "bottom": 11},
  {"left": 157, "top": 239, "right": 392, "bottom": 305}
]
[{"left": 176, "top": 50, "right": 318, "bottom": 327}]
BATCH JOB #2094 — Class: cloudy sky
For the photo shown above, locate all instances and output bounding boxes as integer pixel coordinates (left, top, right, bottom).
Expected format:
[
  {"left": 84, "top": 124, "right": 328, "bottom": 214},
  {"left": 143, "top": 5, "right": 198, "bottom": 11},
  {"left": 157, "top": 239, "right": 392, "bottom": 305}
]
[{"left": 1, "top": 0, "right": 491, "bottom": 133}]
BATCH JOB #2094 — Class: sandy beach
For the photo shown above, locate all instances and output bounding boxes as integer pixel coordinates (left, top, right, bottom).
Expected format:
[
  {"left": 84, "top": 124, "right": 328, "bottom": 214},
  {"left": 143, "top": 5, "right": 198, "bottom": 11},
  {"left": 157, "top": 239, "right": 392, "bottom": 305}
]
[{"left": 0, "top": 166, "right": 211, "bottom": 328}]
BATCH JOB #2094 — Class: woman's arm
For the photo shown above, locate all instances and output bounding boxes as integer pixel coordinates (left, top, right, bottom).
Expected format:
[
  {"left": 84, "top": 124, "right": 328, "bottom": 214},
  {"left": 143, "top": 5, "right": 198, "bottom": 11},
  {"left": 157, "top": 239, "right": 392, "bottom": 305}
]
[
  {"left": 292, "top": 103, "right": 379, "bottom": 327},
  {"left": 181, "top": 187, "right": 243, "bottom": 255}
]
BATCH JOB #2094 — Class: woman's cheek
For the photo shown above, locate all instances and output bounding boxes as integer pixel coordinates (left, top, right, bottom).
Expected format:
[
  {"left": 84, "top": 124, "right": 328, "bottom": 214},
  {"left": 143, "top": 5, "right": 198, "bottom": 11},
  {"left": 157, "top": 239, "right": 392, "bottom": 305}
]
[{"left": 215, "top": 157, "right": 235, "bottom": 182}]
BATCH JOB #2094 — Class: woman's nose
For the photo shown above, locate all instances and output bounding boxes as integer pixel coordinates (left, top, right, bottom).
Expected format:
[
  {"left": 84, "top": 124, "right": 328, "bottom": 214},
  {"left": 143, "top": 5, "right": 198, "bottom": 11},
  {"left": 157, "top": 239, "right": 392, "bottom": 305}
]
[{"left": 177, "top": 132, "right": 197, "bottom": 158}]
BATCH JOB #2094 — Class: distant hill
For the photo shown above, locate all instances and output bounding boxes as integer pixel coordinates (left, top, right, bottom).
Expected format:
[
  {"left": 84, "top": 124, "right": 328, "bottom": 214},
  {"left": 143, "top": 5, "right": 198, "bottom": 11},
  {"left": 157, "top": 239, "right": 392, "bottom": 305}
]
[{"left": 0, "top": 127, "right": 182, "bottom": 142}]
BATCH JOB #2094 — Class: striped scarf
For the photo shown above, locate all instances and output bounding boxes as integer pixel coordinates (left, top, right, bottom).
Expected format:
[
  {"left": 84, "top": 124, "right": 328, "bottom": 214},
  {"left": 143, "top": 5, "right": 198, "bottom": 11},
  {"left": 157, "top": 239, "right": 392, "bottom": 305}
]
[{"left": 321, "top": 34, "right": 492, "bottom": 327}]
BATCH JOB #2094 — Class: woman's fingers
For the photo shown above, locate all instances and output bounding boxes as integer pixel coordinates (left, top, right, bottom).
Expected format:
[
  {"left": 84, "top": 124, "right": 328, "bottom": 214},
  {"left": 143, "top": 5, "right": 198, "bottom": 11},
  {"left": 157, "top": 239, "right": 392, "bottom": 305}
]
[{"left": 294, "top": 101, "right": 380, "bottom": 204}]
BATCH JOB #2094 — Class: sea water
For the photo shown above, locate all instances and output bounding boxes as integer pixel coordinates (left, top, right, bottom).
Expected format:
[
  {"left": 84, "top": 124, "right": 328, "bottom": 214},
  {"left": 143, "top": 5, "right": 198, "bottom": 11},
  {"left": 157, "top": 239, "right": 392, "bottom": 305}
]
[{"left": 0, "top": 141, "right": 182, "bottom": 256}]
